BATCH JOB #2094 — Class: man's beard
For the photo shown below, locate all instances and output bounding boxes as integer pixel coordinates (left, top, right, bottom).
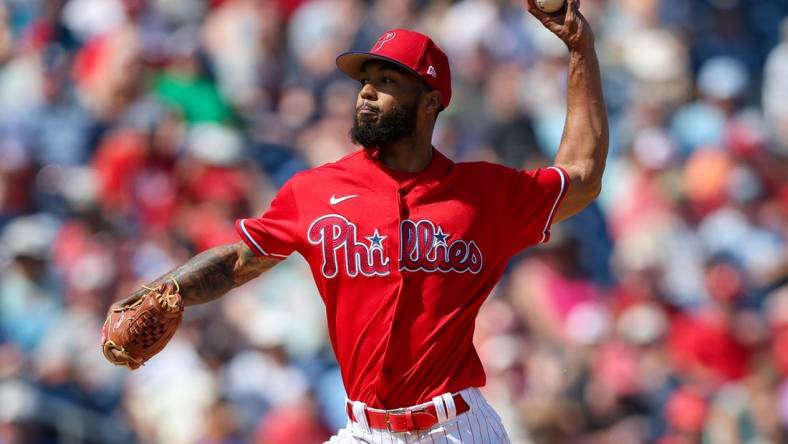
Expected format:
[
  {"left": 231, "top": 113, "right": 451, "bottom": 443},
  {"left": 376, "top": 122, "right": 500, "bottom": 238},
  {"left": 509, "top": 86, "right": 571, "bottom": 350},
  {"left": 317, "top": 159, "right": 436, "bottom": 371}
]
[{"left": 350, "top": 101, "right": 419, "bottom": 148}]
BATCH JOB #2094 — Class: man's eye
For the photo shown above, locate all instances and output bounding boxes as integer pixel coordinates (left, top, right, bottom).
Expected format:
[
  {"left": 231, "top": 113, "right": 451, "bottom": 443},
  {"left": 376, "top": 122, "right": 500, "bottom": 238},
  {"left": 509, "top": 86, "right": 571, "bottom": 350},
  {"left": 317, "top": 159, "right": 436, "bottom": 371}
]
[
  {"left": 360, "top": 79, "right": 369, "bottom": 85},
  {"left": 382, "top": 76, "right": 393, "bottom": 83}
]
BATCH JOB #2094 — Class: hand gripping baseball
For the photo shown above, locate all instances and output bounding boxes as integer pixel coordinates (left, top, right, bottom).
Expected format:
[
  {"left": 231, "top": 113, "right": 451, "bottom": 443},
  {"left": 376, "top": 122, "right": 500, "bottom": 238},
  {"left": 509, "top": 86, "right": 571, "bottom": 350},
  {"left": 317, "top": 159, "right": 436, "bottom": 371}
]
[
  {"left": 101, "top": 277, "right": 184, "bottom": 370},
  {"left": 526, "top": 0, "right": 594, "bottom": 51}
]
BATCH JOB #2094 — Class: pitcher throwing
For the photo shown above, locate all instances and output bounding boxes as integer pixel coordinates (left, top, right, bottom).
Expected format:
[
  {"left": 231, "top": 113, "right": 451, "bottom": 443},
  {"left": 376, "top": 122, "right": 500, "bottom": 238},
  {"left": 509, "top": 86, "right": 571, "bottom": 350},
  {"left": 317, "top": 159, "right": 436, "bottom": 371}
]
[{"left": 103, "top": 0, "right": 608, "bottom": 441}]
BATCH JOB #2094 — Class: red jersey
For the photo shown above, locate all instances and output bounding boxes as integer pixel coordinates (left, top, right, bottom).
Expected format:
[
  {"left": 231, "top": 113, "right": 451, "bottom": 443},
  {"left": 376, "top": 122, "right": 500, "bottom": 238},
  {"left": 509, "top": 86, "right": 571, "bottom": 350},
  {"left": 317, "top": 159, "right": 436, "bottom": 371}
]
[{"left": 236, "top": 147, "right": 568, "bottom": 408}]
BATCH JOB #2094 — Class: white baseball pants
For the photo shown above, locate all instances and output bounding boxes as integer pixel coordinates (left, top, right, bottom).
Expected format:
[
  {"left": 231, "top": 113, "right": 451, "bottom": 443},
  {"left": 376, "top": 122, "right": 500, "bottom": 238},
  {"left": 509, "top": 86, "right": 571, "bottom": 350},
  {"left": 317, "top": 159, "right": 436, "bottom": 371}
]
[{"left": 326, "top": 387, "right": 511, "bottom": 443}]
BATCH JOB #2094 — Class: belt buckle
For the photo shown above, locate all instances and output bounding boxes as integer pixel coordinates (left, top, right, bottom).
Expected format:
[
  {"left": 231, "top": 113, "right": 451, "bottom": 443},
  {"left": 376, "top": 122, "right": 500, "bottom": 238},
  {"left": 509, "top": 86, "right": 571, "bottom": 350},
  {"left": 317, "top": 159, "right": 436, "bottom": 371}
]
[{"left": 384, "top": 407, "right": 406, "bottom": 432}]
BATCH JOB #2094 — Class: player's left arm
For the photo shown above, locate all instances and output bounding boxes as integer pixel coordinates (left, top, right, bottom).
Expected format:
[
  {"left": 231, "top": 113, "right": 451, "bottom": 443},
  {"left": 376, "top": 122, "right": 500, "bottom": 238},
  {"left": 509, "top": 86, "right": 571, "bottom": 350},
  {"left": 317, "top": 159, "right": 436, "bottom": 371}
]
[{"left": 527, "top": 0, "right": 609, "bottom": 222}]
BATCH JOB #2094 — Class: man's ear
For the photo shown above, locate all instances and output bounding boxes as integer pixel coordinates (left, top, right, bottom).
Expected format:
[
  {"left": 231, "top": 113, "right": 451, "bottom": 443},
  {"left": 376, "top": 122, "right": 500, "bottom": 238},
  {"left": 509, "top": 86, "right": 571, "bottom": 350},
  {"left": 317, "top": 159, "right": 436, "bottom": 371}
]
[{"left": 424, "top": 90, "right": 443, "bottom": 115}]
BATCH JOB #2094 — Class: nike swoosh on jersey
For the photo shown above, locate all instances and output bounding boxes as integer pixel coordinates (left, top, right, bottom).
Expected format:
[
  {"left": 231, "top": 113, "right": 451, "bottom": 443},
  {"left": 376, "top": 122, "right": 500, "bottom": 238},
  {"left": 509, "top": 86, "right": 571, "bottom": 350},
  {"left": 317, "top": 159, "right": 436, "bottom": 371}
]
[{"left": 330, "top": 194, "right": 359, "bottom": 205}]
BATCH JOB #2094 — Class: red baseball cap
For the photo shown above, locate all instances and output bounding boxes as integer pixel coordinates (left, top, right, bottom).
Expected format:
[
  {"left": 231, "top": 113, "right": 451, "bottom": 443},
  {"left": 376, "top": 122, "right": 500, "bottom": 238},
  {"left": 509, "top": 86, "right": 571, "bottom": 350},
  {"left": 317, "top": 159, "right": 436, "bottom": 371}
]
[{"left": 336, "top": 29, "right": 452, "bottom": 109}]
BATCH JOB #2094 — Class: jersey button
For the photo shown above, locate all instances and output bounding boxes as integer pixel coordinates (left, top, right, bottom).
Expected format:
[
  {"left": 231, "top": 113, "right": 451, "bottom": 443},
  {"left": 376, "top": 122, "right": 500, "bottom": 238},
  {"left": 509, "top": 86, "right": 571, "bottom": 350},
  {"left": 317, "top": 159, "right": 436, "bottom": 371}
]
[{"left": 383, "top": 366, "right": 393, "bottom": 375}]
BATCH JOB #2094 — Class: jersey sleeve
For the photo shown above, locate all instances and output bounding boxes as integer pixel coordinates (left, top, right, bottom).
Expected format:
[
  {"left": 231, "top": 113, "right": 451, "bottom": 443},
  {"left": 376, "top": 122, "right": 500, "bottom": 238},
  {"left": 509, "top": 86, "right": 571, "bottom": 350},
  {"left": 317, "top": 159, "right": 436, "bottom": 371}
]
[
  {"left": 502, "top": 166, "right": 569, "bottom": 251},
  {"left": 235, "top": 179, "right": 300, "bottom": 260}
]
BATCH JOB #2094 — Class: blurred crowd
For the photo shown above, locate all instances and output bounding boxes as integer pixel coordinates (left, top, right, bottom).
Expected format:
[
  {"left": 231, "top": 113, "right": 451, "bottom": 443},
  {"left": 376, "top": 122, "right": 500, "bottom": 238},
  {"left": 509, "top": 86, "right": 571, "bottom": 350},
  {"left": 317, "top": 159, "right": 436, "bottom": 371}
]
[{"left": 0, "top": 0, "right": 787, "bottom": 443}]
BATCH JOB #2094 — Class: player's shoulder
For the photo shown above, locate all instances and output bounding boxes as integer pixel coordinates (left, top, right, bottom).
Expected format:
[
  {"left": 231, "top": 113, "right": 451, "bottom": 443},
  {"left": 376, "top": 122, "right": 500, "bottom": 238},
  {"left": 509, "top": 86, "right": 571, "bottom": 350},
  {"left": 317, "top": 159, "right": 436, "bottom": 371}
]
[
  {"left": 452, "top": 159, "right": 561, "bottom": 178},
  {"left": 446, "top": 161, "right": 520, "bottom": 195},
  {"left": 315, "top": 149, "right": 367, "bottom": 173},
  {"left": 283, "top": 149, "right": 366, "bottom": 189},
  {"left": 452, "top": 160, "right": 518, "bottom": 178}
]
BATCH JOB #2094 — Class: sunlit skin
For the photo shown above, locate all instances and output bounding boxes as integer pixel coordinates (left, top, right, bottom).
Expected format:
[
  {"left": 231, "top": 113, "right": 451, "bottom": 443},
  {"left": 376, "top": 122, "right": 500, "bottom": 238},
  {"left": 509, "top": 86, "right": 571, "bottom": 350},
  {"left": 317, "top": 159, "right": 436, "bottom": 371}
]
[{"left": 354, "top": 61, "right": 443, "bottom": 173}]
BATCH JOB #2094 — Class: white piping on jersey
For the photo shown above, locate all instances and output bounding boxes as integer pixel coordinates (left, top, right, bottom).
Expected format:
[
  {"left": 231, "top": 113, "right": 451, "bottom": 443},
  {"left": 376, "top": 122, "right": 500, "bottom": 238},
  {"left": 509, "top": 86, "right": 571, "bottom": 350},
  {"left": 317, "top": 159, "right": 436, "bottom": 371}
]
[
  {"left": 239, "top": 219, "right": 288, "bottom": 258},
  {"left": 540, "top": 166, "right": 568, "bottom": 244}
]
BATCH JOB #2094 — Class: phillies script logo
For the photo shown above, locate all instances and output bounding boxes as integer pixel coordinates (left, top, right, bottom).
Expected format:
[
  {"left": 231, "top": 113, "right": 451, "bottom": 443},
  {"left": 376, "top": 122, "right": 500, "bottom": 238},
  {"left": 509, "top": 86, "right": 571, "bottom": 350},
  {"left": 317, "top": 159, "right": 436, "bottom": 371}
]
[
  {"left": 307, "top": 215, "right": 483, "bottom": 278},
  {"left": 399, "top": 219, "right": 482, "bottom": 274},
  {"left": 308, "top": 214, "right": 391, "bottom": 278}
]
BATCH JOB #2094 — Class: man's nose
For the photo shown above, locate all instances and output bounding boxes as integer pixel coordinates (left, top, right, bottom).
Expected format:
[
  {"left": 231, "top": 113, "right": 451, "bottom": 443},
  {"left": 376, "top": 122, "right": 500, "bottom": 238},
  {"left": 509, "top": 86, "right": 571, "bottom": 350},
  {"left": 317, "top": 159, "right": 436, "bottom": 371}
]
[{"left": 359, "top": 83, "right": 377, "bottom": 101}]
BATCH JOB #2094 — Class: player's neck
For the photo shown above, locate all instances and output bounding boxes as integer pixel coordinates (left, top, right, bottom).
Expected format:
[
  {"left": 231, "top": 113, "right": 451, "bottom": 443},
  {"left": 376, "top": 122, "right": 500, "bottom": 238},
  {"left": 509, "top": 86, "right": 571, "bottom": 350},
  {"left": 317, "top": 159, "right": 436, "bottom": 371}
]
[{"left": 376, "top": 133, "right": 434, "bottom": 173}]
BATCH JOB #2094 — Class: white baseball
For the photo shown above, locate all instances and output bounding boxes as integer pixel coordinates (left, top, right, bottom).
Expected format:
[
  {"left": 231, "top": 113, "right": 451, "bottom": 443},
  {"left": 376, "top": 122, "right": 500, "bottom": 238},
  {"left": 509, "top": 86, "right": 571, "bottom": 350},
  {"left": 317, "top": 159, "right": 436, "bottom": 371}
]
[{"left": 535, "top": 0, "right": 565, "bottom": 13}]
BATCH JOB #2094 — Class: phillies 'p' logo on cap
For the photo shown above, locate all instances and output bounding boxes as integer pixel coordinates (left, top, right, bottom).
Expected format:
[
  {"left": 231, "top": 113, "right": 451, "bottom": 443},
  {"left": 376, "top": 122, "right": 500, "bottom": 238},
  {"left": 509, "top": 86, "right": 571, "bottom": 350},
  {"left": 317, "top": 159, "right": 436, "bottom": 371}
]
[
  {"left": 373, "top": 32, "right": 397, "bottom": 52},
  {"left": 335, "top": 28, "right": 452, "bottom": 109}
]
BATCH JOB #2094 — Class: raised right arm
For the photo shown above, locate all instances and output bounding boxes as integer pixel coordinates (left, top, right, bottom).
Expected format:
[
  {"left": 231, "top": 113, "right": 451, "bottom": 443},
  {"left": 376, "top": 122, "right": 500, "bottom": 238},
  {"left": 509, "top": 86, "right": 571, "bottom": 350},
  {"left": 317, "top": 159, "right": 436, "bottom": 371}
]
[
  {"left": 113, "top": 241, "right": 280, "bottom": 309},
  {"left": 526, "top": 0, "right": 609, "bottom": 223}
]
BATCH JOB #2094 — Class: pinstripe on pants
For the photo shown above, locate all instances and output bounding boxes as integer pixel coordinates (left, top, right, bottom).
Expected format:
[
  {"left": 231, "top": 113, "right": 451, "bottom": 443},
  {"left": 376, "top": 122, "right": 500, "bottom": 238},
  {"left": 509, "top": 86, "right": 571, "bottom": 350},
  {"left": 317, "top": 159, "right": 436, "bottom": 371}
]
[{"left": 326, "top": 388, "right": 512, "bottom": 444}]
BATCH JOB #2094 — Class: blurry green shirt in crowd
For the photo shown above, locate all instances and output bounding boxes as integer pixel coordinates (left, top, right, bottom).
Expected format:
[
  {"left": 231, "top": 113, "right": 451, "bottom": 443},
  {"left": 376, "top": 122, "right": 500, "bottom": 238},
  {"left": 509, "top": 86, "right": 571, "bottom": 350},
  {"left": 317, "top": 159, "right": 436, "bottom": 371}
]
[{"left": 153, "top": 74, "right": 234, "bottom": 125}]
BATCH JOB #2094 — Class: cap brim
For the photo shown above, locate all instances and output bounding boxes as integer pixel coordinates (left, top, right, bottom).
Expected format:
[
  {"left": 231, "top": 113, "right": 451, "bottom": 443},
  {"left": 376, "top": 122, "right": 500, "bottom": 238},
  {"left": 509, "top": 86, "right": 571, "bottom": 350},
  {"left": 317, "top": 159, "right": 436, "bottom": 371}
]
[{"left": 336, "top": 51, "right": 423, "bottom": 82}]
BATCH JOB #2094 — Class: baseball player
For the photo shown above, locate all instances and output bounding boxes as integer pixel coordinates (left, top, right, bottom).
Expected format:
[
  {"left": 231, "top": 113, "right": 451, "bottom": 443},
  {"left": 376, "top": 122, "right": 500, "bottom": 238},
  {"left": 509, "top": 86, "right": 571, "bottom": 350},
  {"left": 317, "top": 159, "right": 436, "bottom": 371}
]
[{"left": 106, "top": 0, "right": 607, "bottom": 441}]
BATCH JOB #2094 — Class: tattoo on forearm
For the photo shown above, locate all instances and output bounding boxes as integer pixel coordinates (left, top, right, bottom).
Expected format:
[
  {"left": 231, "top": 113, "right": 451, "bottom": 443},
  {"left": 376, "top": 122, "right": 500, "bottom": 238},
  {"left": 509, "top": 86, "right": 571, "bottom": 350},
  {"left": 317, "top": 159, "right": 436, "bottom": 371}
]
[
  {"left": 127, "top": 242, "right": 277, "bottom": 307},
  {"left": 171, "top": 244, "right": 238, "bottom": 305}
]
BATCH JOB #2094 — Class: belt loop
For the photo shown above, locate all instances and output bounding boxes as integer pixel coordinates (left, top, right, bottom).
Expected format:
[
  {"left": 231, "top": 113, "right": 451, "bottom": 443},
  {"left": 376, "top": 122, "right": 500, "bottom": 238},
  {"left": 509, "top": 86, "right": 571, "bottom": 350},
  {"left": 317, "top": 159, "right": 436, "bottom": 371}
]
[
  {"left": 405, "top": 410, "right": 415, "bottom": 430},
  {"left": 432, "top": 395, "right": 448, "bottom": 423},
  {"left": 441, "top": 393, "right": 457, "bottom": 419},
  {"left": 351, "top": 401, "right": 371, "bottom": 432}
]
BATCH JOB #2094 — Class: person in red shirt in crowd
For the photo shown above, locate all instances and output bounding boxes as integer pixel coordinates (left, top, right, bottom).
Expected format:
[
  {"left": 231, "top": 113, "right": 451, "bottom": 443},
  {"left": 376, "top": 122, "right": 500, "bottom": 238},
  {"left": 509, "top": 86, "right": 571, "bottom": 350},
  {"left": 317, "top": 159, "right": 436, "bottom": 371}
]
[
  {"left": 107, "top": 0, "right": 608, "bottom": 441},
  {"left": 668, "top": 259, "right": 755, "bottom": 383}
]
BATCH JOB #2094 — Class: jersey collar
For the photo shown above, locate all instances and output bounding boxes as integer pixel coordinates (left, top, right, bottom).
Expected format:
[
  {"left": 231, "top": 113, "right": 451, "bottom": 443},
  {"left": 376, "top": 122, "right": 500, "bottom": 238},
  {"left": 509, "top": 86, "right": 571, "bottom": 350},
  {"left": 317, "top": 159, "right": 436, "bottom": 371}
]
[{"left": 362, "top": 146, "right": 453, "bottom": 191}]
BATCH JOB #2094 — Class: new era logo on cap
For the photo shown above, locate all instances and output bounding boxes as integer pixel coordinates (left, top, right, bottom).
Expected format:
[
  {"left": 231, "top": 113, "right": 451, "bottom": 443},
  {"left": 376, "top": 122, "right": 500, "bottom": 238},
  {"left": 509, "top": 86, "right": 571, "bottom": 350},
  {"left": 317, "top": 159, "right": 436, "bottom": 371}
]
[{"left": 335, "top": 28, "right": 452, "bottom": 109}]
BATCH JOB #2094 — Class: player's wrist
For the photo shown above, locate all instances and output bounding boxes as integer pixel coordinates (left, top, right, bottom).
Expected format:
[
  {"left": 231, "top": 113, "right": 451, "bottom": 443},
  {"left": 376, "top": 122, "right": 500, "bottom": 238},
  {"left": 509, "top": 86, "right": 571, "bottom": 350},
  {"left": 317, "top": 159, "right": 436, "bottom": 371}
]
[
  {"left": 567, "top": 37, "right": 596, "bottom": 55},
  {"left": 563, "top": 28, "right": 595, "bottom": 51}
]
